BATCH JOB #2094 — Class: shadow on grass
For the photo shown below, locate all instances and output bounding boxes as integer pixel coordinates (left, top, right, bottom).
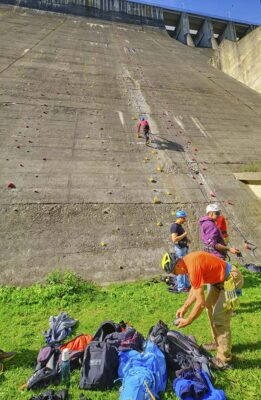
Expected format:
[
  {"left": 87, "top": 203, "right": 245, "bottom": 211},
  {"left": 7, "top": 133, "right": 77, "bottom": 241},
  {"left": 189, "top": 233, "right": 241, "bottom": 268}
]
[
  {"left": 237, "top": 300, "right": 261, "bottom": 314},
  {"left": 6, "top": 349, "right": 38, "bottom": 370},
  {"left": 233, "top": 341, "right": 261, "bottom": 353},
  {"left": 233, "top": 357, "right": 261, "bottom": 370}
]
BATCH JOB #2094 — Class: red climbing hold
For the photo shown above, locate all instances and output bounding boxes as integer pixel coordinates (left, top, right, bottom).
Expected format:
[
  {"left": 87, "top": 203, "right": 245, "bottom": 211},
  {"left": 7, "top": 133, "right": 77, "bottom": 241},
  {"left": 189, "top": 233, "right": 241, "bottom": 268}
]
[
  {"left": 210, "top": 192, "right": 216, "bottom": 197},
  {"left": 226, "top": 200, "right": 234, "bottom": 205},
  {"left": 7, "top": 182, "right": 16, "bottom": 189}
]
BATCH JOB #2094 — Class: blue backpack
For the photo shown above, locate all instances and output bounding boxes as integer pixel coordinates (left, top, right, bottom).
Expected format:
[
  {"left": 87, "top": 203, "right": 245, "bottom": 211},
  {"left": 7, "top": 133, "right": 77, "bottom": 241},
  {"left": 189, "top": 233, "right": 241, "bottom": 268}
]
[{"left": 118, "top": 341, "right": 167, "bottom": 399}]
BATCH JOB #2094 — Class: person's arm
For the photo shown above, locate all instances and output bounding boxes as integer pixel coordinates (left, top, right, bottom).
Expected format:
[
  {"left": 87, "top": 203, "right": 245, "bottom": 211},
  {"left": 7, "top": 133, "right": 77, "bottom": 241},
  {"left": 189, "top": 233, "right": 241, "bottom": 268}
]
[
  {"left": 177, "top": 287, "right": 206, "bottom": 328},
  {"left": 171, "top": 232, "right": 187, "bottom": 244},
  {"left": 176, "top": 288, "right": 196, "bottom": 318},
  {"left": 208, "top": 224, "right": 239, "bottom": 254},
  {"left": 137, "top": 122, "right": 141, "bottom": 133},
  {"left": 215, "top": 243, "right": 240, "bottom": 254}
]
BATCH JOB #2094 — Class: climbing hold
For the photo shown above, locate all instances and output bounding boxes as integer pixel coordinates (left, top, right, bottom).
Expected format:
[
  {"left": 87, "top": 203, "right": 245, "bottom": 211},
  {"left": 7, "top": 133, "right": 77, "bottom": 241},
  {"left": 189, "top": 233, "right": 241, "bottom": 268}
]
[
  {"left": 7, "top": 182, "right": 16, "bottom": 189},
  {"left": 43, "top": 158, "right": 47, "bottom": 161},
  {"left": 165, "top": 191, "right": 172, "bottom": 196},
  {"left": 100, "top": 241, "right": 107, "bottom": 247},
  {"left": 156, "top": 221, "right": 163, "bottom": 227},
  {"left": 131, "top": 117, "right": 137, "bottom": 120},
  {"left": 34, "top": 189, "right": 39, "bottom": 193},
  {"left": 19, "top": 164, "right": 24, "bottom": 167},
  {"left": 153, "top": 196, "right": 161, "bottom": 204},
  {"left": 194, "top": 148, "right": 198, "bottom": 152},
  {"left": 16, "top": 145, "right": 21, "bottom": 149},
  {"left": 210, "top": 192, "right": 216, "bottom": 198},
  {"left": 226, "top": 200, "right": 234, "bottom": 205},
  {"left": 156, "top": 166, "right": 163, "bottom": 172},
  {"left": 171, "top": 211, "right": 176, "bottom": 216},
  {"left": 148, "top": 177, "right": 156, "bottom": 183},
  {"left": 151, "top": 150, "right": 157, "bottom": 154}
]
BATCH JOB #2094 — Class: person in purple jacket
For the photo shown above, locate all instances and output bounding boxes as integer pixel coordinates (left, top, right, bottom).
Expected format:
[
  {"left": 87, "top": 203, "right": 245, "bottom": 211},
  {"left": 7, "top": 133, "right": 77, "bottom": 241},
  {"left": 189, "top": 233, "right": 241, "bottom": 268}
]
[{"left": 199, "top": 204, "right": 240, "bottom": 260}]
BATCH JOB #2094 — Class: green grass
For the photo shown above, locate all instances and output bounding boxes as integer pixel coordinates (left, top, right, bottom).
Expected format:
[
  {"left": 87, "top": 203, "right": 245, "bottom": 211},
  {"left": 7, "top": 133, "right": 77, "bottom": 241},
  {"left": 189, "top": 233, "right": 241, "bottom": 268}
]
[
  {"left": 239, "top": 162, "right": 261, "bottom": 173},
  {"left": 0, "top": 268, "right": 260, "bottom": 400}
]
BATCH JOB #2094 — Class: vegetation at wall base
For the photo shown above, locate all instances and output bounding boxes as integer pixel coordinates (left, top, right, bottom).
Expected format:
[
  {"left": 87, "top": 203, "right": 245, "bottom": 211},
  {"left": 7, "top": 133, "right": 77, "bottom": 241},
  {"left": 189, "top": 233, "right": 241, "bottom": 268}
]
[{"left": 0, "top": 268, "right": 260, "bottom": 399}]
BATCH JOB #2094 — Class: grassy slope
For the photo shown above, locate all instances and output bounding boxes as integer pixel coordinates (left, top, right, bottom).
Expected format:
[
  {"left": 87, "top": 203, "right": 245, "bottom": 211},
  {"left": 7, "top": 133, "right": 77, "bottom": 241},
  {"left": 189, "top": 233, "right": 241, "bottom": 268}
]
[{"left": 0, "top": 268, "right": 260, "bottom": 400}]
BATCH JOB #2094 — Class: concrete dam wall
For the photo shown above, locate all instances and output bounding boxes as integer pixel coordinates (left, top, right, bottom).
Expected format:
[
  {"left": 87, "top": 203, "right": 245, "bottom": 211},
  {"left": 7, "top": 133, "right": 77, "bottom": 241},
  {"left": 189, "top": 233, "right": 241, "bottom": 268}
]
[
  {"left": 0, "top": 5, "right": 261, "bottom": 286},
  {"left": 0, "top": 0, "right": 164, "bottom": 25},
  {"left": 211, "top": 27, "right": 261, "bottom": 94}
]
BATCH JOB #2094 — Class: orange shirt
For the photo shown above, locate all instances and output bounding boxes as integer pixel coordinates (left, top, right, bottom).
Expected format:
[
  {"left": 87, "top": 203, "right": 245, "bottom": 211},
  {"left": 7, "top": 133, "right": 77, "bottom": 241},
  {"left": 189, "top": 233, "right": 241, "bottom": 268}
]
[{"left": 178, "top": 251, "right": 226, "bottom": 289}]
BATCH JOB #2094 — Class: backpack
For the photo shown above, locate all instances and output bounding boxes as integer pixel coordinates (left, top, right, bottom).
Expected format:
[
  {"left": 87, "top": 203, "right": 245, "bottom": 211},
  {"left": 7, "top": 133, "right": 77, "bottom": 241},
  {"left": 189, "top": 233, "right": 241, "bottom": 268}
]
[
  {"left": 60, "top": 334, "right": 93, "bottom": 352},
  {"left": 166, "top": 330, "right": 214, "bottom": 380},
  {"left": 173, "top": 369, "right": 226, "bottom": 400},
  {"left": 104, "top": 327, "right": 144, "bottom": 352},
  {"left": 93, "top": 320, "right": 125, "bottom": 342},
  {"left": 27, "top": 345, "right": 84, "bottom": 389},
  {"left": 147, "top": 320, "right": 168, "bottom": 355},
  {"left": 79, "top": 341, "right": 119, "bottom": 390},
  {"left": 118, "top": 341, "right": 167, "bottom": 400},
  {"left": 148, "top": 321, "right": 213, "bottom": 380}
]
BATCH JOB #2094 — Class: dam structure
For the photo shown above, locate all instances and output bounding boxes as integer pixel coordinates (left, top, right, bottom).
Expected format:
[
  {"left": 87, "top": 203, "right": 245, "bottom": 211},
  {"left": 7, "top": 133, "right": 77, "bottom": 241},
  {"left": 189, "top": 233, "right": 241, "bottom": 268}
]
[{"left": 0, "top": 4, "right": 260, "bottom": 286}]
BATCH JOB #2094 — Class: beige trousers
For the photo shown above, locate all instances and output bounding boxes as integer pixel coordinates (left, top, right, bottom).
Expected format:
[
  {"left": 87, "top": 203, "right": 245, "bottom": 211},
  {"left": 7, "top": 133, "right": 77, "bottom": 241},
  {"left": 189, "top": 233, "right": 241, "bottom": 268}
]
[{"left": 205, "top": 267, "right": 244, "bottom": 362}]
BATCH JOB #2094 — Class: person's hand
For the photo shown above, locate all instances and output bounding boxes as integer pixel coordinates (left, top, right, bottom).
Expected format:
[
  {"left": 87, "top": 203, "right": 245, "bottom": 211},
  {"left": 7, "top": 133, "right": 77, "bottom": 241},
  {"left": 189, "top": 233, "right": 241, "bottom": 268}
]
[
  {"left": 176, "top": 318, "right": 190, "bottom": 329},
  {"left": 176, "top": 306, "right": 187, "bottom": 318},
  {"left": 229, "top": 247, "right": 240, "bottom": 254}
]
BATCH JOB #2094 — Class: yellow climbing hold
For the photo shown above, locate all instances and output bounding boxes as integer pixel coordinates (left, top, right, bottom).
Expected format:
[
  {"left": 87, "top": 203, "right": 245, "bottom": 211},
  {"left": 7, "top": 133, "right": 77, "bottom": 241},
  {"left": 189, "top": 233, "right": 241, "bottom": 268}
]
[
  {"left": 156, "top": 166, "right": 164, "bottom": 172},
  {"left": 148, "top": 177, "right": 157, "bottom": 183},
  {"left": 166, "top": 191, "right": 172, "bottom": 196},
  {"left": 100, "top": 241, "right": 107, "bottom": 247},
  {"left": 131, "top": 116, "right": 137, "bottom": 120},
  {"left": 171, "top": 211, "right": 176, "bottom": 216},
  {"left": 156, "top": 221, "right": 163, "bottom": 227},
  {"left": 144, "top": 157, "right": 150, "bottom": 162},
  {"left": 151, "top": 150, "right": 158, "bottom": 154},
  {"left": 153, "top": 196, "right": 161, "bottom": 204}
]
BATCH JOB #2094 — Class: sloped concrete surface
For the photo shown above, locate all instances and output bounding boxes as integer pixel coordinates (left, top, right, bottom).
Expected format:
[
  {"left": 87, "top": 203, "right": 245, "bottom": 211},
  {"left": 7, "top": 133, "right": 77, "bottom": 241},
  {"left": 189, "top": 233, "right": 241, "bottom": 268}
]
[
  {"left": 211, "top": 27, "right": 261, "bottom": 94},
  {"left": 0, "top": 5, "right": 261, "bottom": 285}
]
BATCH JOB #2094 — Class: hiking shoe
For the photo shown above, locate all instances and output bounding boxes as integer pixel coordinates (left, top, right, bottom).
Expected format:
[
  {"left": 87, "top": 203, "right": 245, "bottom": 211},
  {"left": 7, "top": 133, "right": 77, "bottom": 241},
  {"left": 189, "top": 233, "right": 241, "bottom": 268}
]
[
  {"left": 203, "top": 342, "right": 217, "bottom": 351},
  {"left": 0, "top": 350, "right": 16, "bottom": 362},
  {"left": 211, "top": 357, "right": 232, "bottom": 370}
]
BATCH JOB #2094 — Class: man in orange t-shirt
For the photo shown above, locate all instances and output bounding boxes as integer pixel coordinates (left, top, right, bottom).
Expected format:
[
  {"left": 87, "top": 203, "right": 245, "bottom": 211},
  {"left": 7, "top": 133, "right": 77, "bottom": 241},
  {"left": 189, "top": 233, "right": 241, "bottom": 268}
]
[{"left": 162, "top": 251, "right": 244, "bottom": 368}]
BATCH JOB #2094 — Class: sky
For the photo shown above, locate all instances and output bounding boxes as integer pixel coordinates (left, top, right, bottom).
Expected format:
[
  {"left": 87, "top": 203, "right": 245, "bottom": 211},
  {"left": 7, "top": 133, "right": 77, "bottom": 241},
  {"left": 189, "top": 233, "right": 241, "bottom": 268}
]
[{"left": 135, "top": 0, "right": 261, "bottom": 25}]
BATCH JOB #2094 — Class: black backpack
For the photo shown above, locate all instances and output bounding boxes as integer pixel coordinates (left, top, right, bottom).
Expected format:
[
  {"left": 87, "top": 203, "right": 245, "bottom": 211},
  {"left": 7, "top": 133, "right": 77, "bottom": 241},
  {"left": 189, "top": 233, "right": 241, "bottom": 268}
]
[
  {"left": 79, "top": 341, "right": 119, "bottom": 390},
  {"left": 147, "top": 320, "right": 168, "bottom": 354},
  {"left": 104, "top": 327, "right": 144, "bottom": 352},
  {"left": 92, "top": 320, "right": 124, "bottom": 342},
  {"left": 148, "top": 321, "right": 214, "bottom": 380}
]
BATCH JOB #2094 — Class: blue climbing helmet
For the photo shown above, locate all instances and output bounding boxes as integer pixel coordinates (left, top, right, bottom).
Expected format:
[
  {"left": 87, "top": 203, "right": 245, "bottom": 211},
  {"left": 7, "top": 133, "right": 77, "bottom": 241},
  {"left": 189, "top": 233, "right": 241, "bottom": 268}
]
[
  {"left": 140, "top": 116, "right": 145, "bottom": 121},
  {"left": 175, "top": 210, "right": 187, "bottom": 219}
]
